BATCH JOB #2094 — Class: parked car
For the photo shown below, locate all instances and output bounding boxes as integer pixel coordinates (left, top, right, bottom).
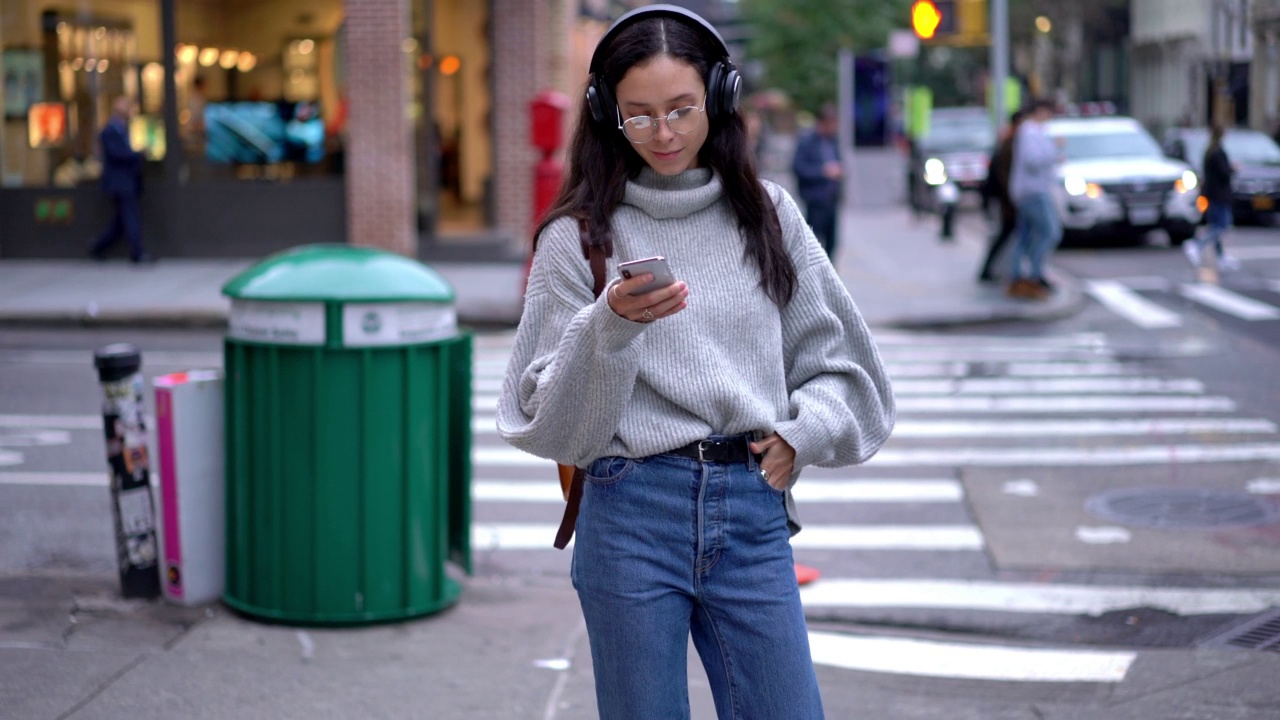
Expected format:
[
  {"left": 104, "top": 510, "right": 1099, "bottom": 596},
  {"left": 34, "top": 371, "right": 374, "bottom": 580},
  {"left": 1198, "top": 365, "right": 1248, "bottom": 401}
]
[
  {"left": 1163, "top": 126, "right": 1280, "bottom": 226},
  {"left": 1045, "top": 116, "right": 1201, "bottom": 246},
  {"left": 906, "top": 107, "right": 996, "bottom": 212}
]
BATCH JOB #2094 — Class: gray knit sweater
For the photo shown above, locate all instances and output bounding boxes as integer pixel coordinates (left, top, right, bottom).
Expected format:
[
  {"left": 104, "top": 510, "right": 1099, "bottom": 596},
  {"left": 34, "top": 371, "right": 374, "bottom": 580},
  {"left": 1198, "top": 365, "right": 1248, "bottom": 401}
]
[{"left": 497, "top": 167, "right": 896, "bottom": 533}]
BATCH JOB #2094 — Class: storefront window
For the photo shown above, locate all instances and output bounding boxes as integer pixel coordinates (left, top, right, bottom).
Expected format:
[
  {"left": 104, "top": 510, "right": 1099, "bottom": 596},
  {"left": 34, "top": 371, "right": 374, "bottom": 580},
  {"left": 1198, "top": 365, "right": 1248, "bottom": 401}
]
[
  {"left": 1, "top": 8, "right": 141, "bottom": 188},
  {"left": 178, "top": 0, "right": 345, "bottom": 181},
  {"left": 413, "top": 0, "right": 493, "bottom": 235}
]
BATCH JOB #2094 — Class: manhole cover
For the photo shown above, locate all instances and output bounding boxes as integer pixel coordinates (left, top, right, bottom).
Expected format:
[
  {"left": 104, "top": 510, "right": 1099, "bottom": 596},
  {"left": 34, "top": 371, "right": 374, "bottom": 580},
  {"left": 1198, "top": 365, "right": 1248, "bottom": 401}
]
[{"left": 1085, "top": 488, "right": 1279, "bottom": 529}]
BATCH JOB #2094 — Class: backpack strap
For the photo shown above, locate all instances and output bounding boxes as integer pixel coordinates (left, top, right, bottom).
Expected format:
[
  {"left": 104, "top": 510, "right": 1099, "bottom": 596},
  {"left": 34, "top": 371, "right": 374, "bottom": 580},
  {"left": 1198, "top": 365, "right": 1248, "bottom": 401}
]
[{"left": 553, "top": 220, "right": 609, "bottom": 550}]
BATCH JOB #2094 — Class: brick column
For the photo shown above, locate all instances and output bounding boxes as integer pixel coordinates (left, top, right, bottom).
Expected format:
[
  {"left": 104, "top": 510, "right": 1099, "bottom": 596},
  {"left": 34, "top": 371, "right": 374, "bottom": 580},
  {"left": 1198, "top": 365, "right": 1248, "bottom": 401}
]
[
  {"left": 492, "top": 0, "right": 547, "bottom": 251},
  {"left": 344, "top": 0, "right": 415, "bottom": 255}
]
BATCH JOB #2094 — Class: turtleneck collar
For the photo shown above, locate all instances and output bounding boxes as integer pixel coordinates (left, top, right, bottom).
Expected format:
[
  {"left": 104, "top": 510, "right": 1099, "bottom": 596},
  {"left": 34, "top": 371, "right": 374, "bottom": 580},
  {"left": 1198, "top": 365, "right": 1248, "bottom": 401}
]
[{"left": 622, "top": 167, "right": 722, "bottom": 220}]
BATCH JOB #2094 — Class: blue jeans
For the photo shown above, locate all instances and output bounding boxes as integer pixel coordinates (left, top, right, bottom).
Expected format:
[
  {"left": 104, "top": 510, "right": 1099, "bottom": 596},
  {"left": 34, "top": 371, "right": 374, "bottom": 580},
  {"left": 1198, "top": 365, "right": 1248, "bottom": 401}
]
[
  {"left": 572, "top": 442, "right": 824, "bottom": 720},
  {"left": 1009, "top": 192, "right": 1062, "bottom": 281},
  {"left": 1195, "top": 200, "right": 1232, "bottom": 256}
]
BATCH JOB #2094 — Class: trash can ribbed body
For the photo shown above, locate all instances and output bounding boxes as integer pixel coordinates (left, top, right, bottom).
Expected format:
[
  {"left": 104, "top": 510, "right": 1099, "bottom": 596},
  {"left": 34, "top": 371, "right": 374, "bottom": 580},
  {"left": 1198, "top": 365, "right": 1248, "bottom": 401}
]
[{"left": 221, "top": 245, "right": 471, "bottom": 625}]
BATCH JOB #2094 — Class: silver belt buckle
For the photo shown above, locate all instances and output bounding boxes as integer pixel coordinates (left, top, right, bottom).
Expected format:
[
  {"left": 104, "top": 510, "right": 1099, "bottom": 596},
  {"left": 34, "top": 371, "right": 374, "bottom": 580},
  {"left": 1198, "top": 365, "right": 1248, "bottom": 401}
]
[{"left": 697, "top": 440, "right": 714, "bottom": 463}]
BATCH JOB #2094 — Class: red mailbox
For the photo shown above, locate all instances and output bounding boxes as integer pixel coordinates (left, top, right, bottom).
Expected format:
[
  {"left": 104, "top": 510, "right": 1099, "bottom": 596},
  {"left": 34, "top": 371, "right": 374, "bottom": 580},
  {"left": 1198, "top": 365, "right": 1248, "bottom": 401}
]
[
  {"left": 525, "top": 91, "right": 571, "bottom": 292},
  {"left": 530, "top": 90, "right": 570, "bottom": 155}
]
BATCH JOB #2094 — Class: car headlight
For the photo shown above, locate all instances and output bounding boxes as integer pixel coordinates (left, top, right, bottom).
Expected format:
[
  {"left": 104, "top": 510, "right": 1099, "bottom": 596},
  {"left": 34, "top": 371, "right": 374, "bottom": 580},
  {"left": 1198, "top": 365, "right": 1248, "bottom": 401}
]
[
  {"left": 1175, "top": 170, "right": 1198, "bottom": 193},
  {"left": 923, "top": 158, "right": 947, "bottom": 186},
  {"left": 1064, "top": 175, "right": 1088, "bottom": 196}
]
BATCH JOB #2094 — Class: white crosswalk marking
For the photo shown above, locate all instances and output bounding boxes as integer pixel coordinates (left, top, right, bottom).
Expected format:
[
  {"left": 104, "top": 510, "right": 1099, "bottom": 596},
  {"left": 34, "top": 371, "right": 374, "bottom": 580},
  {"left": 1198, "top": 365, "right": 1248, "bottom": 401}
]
[
  {"left": 1179, "top": 283, "right": 1280, "bottom": 321},
  {"left": 10, "top": 329, "right": 1280, "bottom": 685},
  {"left": 1084, "top": 279, "right": 1182, "bottom": 329}
]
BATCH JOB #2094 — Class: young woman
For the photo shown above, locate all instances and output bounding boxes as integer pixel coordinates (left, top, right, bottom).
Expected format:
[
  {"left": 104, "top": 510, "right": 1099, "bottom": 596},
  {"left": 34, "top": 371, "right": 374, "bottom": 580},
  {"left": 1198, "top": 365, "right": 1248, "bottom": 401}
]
[
  {"left": 1185, "top": 124, "right": 1238, "bottom": 270},
  {"left": 497, "top": 6, "right": 895, "bottom": 718}
]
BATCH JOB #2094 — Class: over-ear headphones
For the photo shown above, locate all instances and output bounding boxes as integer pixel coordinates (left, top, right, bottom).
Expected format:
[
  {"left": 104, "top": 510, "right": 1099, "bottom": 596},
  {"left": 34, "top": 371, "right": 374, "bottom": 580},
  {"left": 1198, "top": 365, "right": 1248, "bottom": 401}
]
[{"left": 585, "top": 4, "right": 742, "bottom": 128}]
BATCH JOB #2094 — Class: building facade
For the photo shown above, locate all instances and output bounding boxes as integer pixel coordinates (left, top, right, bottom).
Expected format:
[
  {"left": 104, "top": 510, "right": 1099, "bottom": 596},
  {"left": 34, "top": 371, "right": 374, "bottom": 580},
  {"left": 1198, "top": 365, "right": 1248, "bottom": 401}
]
[
  {"left": 0, "top": 0, "right": 590, "bottom": 260},
  {"left": 1130, "top": 0, "right": 1256, "bottom": 133},
  {"left": 1251, "top": 0, "right": 1280, "bottom": 134}
]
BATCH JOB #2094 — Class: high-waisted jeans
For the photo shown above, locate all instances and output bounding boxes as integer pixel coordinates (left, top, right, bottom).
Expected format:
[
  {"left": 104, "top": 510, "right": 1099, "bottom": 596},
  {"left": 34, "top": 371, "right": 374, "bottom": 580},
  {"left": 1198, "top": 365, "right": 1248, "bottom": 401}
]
[{"left": 571, "top": 441, "right": 825, "bottom": 720}]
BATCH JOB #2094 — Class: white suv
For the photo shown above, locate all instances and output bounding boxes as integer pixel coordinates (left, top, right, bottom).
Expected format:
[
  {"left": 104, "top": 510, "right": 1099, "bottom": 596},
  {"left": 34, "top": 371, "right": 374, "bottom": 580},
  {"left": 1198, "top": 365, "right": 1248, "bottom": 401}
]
[{"left": 1045, "top": 116, "right": 1201, "bottom": 245}]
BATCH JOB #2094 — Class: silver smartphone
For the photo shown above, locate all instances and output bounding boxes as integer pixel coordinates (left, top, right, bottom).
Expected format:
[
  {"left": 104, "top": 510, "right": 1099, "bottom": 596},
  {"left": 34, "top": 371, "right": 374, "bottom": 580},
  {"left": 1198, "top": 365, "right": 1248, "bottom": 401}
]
[{"left": 617, "top": 256, "right": 676, "bottom": 296}]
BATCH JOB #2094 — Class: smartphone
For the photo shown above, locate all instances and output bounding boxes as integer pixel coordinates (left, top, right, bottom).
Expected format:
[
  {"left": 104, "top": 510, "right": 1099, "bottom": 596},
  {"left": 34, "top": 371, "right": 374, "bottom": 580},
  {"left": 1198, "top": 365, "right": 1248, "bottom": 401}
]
[{"left": 617, "top": 256, "right": 676, "bottom": 296}]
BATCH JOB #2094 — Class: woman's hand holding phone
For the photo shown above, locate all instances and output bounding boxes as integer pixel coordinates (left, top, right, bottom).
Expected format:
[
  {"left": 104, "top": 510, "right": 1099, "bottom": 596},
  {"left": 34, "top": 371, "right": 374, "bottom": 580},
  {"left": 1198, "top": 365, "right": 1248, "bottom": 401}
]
[{"left": 607, "top": 262, "right": 688, "bottom": 324}]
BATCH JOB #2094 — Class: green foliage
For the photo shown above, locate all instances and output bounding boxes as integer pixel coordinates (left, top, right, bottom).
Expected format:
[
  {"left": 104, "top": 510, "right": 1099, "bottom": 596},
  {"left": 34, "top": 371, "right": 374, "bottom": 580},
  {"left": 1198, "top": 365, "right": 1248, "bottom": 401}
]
[{"left": 740, "top": 0, "right": 915, "bottom": 114}]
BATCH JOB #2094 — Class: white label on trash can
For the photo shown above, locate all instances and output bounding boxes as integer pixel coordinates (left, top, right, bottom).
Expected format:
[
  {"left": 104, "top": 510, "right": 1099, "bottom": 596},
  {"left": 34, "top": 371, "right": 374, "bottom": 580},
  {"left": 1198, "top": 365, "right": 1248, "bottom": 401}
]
[
  {"left": 228, "top": 301, "right": 326, "bottom": 345},
  {"left": 342, "top": 302, "right": 457, "bottom": 347}
]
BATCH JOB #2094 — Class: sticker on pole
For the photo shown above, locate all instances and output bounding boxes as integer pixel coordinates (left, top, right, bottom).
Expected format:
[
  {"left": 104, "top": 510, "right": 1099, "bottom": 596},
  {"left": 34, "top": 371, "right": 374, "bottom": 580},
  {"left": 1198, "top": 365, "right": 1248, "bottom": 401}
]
[
  {"left": 228, "top": 301, "right": 326, "bottom": 345},
  {"left": 342, "top": 303, "right": 457, "bottom": 347}
]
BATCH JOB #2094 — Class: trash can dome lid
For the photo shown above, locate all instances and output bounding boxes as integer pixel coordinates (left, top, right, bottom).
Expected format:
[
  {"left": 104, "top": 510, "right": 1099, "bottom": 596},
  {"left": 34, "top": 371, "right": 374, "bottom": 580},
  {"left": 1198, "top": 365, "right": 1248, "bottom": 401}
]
[{"left": 222, "top": 245, "right": 455, "bottom": 303}]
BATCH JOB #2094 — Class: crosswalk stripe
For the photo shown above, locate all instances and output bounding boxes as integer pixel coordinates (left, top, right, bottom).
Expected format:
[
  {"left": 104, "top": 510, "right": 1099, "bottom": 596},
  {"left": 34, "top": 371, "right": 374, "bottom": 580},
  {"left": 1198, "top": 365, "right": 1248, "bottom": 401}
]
[
  {"left": 892, "top": 395, "right": 1234, "bottom": 413},
  {"left": 1179, "top": 283, "right": 1280, "bottom": 321},
  {"left": 471, "top": 394, "right": 1235, "bottom": 414},
  {"left": 0, "top": 472, "right": 965, "bottom": 506},
  {"left": 1084, "top": 279, "right": 1182, "bottom": 329},
  {"left": 475, "top": 360, "right": 1145, "bottom": 382},
  {"left": 799, "top": 579, "right": 1280, "bottom": 616},
  {"left": 472, "top": 376, "right": 1207, "bottom": 396},
  {"left": 806, "top": 631, "right": 1135, "bottom": 683},
  {"left": 470, "top": 416, "right": 1276, "bottom": 438},
  {"left": 471, "top": 523, "right": 984, "bottom": 551},
  {"left": 1230, "top": 246, "right": 1280, "bottom": 260},
  {"left": 474, "top": 479, "right": 962, "bottom": 503},
  {"left": 474, "top": 442, "right": 1280, "bottom": 468}
]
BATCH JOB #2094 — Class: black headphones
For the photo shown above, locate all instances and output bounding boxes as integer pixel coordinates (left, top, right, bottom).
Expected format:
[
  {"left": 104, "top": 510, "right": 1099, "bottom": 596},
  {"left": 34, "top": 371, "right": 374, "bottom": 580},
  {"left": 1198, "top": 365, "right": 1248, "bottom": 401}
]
[{"left": 585, "top": 4, "right": 742, "bottom": 128}]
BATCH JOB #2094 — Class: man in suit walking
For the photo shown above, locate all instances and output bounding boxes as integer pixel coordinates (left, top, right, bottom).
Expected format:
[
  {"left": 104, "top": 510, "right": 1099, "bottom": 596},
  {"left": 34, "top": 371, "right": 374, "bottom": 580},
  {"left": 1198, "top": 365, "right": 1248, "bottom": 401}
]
[
  {"left": 792, "top": 104, "right": 843, "bottom": 259},
  {"left": 91, "top": 96, "right": 150, "bottom": 263}
]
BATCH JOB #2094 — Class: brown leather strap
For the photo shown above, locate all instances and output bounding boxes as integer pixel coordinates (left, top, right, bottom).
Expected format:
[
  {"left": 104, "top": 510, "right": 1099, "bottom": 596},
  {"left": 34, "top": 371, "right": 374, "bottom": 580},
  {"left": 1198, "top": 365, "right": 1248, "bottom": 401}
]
[
  {"left": 554, "top": 221, "right": 609, "bottom": 549},
  {"left": 553, "top": 469, "right": 585, "bottom": 550}
]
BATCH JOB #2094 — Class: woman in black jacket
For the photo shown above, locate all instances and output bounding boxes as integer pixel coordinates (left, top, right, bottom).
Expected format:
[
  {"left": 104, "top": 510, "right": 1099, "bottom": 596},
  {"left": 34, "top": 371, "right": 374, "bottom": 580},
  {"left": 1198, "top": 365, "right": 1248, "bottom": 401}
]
[{"left": 1184, "top": 124, "right": 1238, "bottom": 270}]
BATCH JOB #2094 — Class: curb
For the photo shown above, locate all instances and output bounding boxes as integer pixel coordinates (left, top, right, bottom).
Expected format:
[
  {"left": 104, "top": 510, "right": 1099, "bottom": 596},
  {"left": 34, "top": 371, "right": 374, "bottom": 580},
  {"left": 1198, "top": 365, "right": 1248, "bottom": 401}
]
[{"left": 882, "top": 268, "right": 1089, "bottom": 330}]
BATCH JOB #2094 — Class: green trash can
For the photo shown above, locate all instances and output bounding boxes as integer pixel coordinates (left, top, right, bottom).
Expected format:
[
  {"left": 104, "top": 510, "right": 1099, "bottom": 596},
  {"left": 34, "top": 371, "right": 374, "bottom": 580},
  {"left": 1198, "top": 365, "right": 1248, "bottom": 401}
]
[{"left": 220, "top": 245, "right": 472, "bottom": 625}]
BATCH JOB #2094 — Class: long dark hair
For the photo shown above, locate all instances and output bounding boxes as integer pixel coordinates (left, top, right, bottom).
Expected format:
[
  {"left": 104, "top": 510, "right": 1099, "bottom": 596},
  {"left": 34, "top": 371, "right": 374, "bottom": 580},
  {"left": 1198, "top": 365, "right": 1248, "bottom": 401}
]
[{"left": 534, "top": 17, "right": 796, "bottom": 307}]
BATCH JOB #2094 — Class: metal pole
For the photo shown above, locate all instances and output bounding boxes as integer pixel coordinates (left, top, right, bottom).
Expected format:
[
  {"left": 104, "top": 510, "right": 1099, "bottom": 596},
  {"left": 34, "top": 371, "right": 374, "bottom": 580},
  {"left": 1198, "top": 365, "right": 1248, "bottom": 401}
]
[
  {"left": 990, "top": 0, "right": 1009, "bottom": 125},
  {"left": 837, "top": 48, "right": 856, "bottom": 208},
  {"left": 94, "top": 344, "right": 161, "bottom": 599}
]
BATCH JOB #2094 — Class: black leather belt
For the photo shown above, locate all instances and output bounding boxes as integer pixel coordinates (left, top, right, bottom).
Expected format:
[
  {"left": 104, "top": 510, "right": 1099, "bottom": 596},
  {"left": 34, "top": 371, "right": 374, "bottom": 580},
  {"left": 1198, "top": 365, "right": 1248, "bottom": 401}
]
[{"left": 669, "top": 436, "right": 760, "bottom": 464}]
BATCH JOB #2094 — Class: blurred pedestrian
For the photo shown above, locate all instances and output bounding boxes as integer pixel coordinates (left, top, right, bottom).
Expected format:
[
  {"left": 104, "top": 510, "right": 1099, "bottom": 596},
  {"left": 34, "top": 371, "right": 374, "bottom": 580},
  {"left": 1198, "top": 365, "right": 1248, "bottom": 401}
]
[
  {"left": 496, "top": 6, "right": 895, "bottom": 719},
  {"left": 792, "top": 103, "right": 843, "bottom": 259},
  {"left": 1006, "top": 99, "right": 1062, "bottom": 300},
  {"left": 90, "top": 96, "right": 150, "bottom": 263},
  {"left": 977, "top": 109, "right": 1025, "bottom": 283},
  {"left": 1184, "top": 123, "right": 1238, "bottom": 271}
]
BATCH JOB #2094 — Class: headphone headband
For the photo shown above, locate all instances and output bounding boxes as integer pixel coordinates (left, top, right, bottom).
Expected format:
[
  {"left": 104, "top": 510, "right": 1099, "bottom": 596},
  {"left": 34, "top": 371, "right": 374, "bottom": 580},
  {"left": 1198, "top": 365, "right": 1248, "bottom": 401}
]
[
  {"left": 585, "top": 4, "right": 740, "bottom": 126},
  {"left": 589, "top": 4, "right": 733, "bottom": 75}
]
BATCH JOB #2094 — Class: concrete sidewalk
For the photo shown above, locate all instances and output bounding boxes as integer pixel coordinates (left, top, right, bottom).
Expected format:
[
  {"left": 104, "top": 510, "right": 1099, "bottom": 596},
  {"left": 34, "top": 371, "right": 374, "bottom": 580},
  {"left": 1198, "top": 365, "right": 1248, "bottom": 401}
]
[{"left": 0, "top": 207, "right": 1082, "bottom": 330}]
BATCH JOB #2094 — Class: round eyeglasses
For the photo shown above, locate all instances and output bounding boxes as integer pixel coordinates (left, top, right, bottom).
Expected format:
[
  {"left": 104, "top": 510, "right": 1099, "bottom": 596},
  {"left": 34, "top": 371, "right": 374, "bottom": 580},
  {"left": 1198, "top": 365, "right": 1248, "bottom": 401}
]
[{"left": 617, "top": 96, "right": 706, "bottom": 144}]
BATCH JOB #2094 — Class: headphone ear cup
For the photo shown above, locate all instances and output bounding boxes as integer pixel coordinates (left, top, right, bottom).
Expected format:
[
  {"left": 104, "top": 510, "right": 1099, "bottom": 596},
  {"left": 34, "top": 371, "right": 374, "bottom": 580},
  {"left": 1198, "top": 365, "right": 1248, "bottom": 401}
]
[
  {"left": 705, "top": 63, "right": 725, "bottom": 120},
  {"left": 721, "top": 68, "right": 742, "bottom": 117},
  {"left": 586, "top": 80, "right": 606, "bottom": 125}
]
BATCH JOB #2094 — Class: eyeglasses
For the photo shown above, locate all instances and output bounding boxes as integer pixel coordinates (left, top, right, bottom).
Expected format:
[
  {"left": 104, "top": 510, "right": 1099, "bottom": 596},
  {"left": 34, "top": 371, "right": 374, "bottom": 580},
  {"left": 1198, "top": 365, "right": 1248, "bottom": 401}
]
[{"left": 617, "top": 96, "right": 706, "bottom": 144}]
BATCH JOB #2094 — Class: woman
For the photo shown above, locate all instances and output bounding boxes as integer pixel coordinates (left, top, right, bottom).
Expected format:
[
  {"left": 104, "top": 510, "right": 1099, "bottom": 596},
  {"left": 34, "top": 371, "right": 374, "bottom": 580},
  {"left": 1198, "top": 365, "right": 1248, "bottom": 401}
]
[
  {"left": 497, "top": 6, "right": 895, "bottom": 718},
  {"left": 1186, "top": 124, "right": 1238, "bottom": 270}
]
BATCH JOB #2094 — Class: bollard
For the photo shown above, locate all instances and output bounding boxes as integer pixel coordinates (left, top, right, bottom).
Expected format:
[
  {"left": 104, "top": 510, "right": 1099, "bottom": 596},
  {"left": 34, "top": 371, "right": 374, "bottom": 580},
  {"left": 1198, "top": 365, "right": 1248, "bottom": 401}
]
[{"left": 94, "top": 343, "right": 161, "bottom": 599}]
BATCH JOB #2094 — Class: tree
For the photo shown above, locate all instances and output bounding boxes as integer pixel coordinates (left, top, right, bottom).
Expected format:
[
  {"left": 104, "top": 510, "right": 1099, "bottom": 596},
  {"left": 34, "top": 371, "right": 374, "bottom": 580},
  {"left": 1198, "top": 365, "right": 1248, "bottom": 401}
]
[{"left": 741, "top": 0, "right": 915, "bottom": 114}]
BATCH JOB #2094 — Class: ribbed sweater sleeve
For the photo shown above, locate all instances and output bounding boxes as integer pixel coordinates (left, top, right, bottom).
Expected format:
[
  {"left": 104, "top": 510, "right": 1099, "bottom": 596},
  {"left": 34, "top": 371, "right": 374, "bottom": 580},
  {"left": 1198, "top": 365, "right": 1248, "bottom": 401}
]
[
  {"left": 767, "top": 185, "right": 896, "bottom": 470},
  {"left": 496, "top": 217, "right": 648, "bottom": 466}
]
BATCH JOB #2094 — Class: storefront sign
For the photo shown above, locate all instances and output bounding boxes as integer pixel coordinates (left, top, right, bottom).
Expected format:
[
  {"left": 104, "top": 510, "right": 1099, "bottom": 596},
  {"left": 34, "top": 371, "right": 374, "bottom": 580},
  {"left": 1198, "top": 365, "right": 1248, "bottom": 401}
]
[
  {"left": 341, "top": 302, "right": 457, "bottom": 347},
  {"left": 227, "top": 300, "right": 325, "bottom": 345}
]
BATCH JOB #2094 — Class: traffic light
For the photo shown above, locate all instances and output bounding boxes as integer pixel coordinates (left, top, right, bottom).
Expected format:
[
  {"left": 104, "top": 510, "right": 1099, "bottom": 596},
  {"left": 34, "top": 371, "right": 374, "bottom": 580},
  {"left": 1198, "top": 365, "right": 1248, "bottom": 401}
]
[
  {"left": 911, "top": 0, "right": 943, "bottom": 40},
  {"left": 912, "top": 0, "right": 988, "bottom": 47}
]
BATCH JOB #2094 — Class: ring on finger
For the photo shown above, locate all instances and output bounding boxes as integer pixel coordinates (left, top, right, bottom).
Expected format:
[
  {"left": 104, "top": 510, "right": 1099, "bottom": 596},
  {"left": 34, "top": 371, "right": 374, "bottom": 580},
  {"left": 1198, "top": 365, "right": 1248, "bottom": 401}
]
[
  {"left": 642, "top": 309, "right": 655, "bottom": 322},
  {"left": 761, "top": 469, "right": 770, "bottom": 482}
]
